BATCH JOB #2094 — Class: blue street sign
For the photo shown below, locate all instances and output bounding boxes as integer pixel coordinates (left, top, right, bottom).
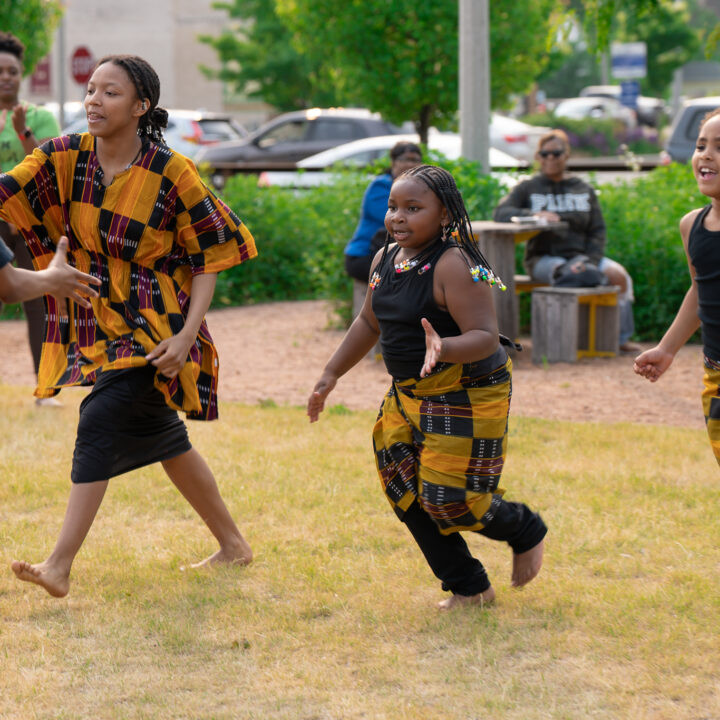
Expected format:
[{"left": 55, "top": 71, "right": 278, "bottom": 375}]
[
  {"left": 611, "top": 42, "right": 647, "bottom": 80},
  {"left": 620, "top": 80, "right": 640, "bottom": 110}
]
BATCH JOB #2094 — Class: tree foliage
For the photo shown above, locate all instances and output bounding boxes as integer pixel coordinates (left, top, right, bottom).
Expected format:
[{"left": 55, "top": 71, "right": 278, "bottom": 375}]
[
  {"left": 0, "top": 0, "right": 63, "bottom": 75},
  {"left": 276, "top": 0, "right": 556, "bottom": 141},
  {"left": 199, "top": 0, "right": 341, "bottom": 110},
  {"left": 202, "top": 0, "right": 556, "bottom": 141}
]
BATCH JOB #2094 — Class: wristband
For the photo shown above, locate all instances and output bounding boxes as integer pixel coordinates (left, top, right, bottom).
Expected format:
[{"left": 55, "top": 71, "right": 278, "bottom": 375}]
[{"left": 21, "top": 128, "right": 32, "bottom": 139}]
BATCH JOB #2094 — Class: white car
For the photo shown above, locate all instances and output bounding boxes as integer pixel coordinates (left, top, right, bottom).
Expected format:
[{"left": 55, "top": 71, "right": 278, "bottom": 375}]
[
  {"left": 490, "top": 113, "right": 551, "bottom": 162},
  {"left": 553, "top": 96, "right": 637, "bottom": 130},
  {"left": 255, "top": 132, "right": 524, "bottom": 189},
  {"left": 61, "top": 109, "right": 247, "bottom": 160}
]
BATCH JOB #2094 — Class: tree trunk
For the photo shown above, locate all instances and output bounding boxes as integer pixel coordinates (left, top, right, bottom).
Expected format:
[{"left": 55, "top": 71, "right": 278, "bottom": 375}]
[{"left": 415, "top": 105, "right": 432, "bottom": 145}]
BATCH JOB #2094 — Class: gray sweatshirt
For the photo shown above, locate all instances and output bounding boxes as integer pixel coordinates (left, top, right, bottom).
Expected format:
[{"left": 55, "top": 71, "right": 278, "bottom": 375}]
[{"left": 493, "top": 173, "right": 606, "bottom": 275}]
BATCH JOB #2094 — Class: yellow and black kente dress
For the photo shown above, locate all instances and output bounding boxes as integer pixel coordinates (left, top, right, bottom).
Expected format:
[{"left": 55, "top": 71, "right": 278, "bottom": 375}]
[{"left": 0, "top": 133, "right": 257, "bottom": 480}]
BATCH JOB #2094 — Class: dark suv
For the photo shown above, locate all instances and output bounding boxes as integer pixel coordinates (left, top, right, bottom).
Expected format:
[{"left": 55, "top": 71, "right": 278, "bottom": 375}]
[
  {"left": 194, "top": 108, "right": 407, "bottom": 170},
  {"left": 664, "top": 96, "right": 720, "bottom": 163}
]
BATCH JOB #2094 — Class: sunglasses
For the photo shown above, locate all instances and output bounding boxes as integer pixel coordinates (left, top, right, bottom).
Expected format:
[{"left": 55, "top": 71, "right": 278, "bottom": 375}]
[{"left": 538, "top": 149, "right": 565, "bottom": 158}]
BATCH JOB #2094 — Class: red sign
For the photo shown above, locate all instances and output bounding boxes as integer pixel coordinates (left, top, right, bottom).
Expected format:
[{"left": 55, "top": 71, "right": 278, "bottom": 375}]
[
  {"left": 71, "top": 46, "right": 95, "bottom": 85},
  {"left": 30, "top": 56, "right": 51, "bottom": 94}
]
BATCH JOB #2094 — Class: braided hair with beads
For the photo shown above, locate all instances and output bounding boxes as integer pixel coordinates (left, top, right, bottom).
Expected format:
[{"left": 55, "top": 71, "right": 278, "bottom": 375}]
[
  {"left": 370, "top": 164, "right": 505, "bottom": 291},
  {"left": 94, "top": 55, "right": 169, "bottom": 144}
]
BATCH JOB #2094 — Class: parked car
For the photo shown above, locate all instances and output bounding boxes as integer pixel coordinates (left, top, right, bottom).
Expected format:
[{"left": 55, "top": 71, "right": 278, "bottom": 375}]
[
  {"left": 254, "top": 132, "right": 524, "bottom": 189},
  {"left": 194, "top": 108, "right": 407, "bottom": 170},
  {"left": 61, "top": 109, "right": 247, "bottom": 160},
  {"left": 553, "top": 96, "right": 638, "bottom": 130},
  {"left": 663, "top": 96, "right": 720, "bottom": 163},
  {"left": 579, "top": 85, "right": 667, "bottom": 127},
  {"left": 490, "top": 113, "right": 550, "bottom": 162}
]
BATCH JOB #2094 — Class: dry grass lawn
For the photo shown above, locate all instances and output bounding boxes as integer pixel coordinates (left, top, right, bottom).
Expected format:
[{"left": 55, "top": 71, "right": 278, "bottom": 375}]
[{"left": 1, "top": 385, "right": 719, "bottom": 720}]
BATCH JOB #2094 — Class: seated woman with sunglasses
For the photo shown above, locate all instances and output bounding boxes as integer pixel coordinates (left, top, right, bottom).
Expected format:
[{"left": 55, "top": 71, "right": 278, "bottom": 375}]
[{"left": 493, "top": 129, "right": 639, "bottom": 353}]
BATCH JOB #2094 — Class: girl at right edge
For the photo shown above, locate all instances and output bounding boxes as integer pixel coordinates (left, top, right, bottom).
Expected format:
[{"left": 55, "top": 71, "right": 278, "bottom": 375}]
[
  {"left": 308, "top": 165, "right": 546, "bottom": 609},
  {"left": 635, "top": 108, "right": 720, "bottom": 466}
]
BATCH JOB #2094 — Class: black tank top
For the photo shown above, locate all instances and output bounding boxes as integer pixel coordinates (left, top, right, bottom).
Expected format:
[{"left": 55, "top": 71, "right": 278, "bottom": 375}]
[
  {"left": 688, "top": 205, "right": 720, "bottom": 361},
  {"left": 371, "top": 241, "right": 462, "bottom": 379}
]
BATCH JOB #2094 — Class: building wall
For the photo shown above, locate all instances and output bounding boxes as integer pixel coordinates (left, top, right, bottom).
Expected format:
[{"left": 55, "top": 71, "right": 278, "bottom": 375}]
[{"left": 21, "top": 0, "right": 269, "bottom": 128}]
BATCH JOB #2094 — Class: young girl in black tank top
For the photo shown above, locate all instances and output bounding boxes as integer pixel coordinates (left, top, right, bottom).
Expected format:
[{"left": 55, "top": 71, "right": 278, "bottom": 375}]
[
  {"left": 635, "top": 107, "right": 720, "bottom": 467},
  {"left": 308, "top": 165, "right": 547, "bottom": 610}
]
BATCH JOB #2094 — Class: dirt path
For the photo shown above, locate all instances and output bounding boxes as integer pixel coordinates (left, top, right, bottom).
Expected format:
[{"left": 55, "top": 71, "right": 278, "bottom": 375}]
[{"left": 0, "top": 299, "right": 705, "bottom": 429}]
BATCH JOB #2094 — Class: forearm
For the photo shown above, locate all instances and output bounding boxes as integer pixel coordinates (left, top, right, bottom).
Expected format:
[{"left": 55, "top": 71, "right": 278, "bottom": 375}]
[
  {"left": 180, "top": 272, "right": 217, "bottom": 339},
  {"left": 18, "top": 132, "right": 38, "bottom": 157},
  {"left": 658, "top": 287, "right": 701, "bottom": 355},
  {"left": 493, "top": 186, "right": 531, "bottom": 222},
  {"left": 437, "top": 329, "right": 498, "bottom": 365},
  {"left": 0, "top": 265, "right": 47, "bottom": 303}
]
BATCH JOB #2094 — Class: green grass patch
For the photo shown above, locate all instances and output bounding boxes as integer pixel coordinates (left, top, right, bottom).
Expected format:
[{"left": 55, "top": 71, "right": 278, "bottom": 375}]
[{"left": 1, "top": 385, "right": 718, "bottom": 718}]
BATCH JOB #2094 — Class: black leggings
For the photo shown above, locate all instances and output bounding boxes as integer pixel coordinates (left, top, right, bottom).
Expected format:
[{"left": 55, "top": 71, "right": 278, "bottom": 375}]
[
  {"left": 345, "top": 253, "right": 372, "bottom": 283},
  {"left": 401, "top": 496, "right": 547, "bottom": 596}
]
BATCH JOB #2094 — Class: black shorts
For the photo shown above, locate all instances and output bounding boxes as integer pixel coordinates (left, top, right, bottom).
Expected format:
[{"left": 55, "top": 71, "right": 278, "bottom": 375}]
[{"left": 71, "top": 365, "right": 192, "bottom": 483}]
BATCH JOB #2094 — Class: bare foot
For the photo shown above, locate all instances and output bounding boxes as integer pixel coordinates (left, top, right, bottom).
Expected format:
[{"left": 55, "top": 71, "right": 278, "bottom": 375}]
[
  {"left": 438, "top": 585, "right": 496, "bottom": 610},
  {"left": 511, "top": 539, "right": 544, "bottom": 587},
  {"left": 11, "top": 560, "right": 70, "bottom": 598},
  {"left": 185, "top": 538, "right": 253, "bottom": 570}
]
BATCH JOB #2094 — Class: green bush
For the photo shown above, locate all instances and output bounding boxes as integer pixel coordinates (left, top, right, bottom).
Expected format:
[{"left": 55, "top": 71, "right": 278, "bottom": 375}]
[
  {"left": 5, "top": 161, "right": 701, "bottom": 344},
  {"left": 598, "top": 163, "right": 704, "bottom": 341},
  {"left": 214, "top": 157, "right": 509, "bottom": 324}
]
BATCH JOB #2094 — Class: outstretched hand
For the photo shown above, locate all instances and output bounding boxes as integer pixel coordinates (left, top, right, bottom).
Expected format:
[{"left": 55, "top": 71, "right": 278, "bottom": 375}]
[
  {"left": 633, "top": 346, "right": 673, "bottom": 383},
  {"left": 420, "top": 317, "right": 443, "bottom": 378},
  {"left": 47, "top": 236, "right": 101, "bottom": 308},
  {"left": 307, "top": 373, "right": 338, "bottom": 423}
]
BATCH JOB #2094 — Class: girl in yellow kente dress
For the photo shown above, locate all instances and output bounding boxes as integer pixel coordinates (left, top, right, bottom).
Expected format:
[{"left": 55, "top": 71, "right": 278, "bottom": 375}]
[
  {"left": 308, "top": 165, "right": 546, "bottom": 610},
  {"left": 0, "top": 55, "right": 257, "bottom": 598}
]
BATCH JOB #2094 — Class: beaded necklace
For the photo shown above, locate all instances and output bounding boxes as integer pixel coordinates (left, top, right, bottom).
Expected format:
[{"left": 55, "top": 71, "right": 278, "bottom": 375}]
[
  {"left": 393, "top": 240, "right": 439, "bottom": 274},
  {"left": 370, "top": 239, "right": 439, "bottom": 290}
]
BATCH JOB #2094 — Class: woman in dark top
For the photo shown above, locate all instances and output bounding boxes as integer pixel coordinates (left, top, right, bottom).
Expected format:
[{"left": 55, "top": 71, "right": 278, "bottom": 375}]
[
  {"left": 309, "top": 165, "right": 546, "bottom": 610},
  {"left": 494, "top": 129, "right": 639, "bottom": 353}
]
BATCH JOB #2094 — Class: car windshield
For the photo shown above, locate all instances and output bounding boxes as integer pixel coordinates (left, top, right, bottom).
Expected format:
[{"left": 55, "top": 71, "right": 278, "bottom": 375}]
[
  {"left": 257, "top": 120, "right": 308, "bottom": 148},
  {"left": 195, "top": 119, "right": 243, "bottom": 142}
]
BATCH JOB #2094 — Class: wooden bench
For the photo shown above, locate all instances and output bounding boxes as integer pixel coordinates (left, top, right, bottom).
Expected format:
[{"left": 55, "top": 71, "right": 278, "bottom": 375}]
[
  {"left": 531, "top": 286, "right": 619, "bottom": 364},
  {"left": 514, "top": 274, "right": 547, "bottom": 294}
]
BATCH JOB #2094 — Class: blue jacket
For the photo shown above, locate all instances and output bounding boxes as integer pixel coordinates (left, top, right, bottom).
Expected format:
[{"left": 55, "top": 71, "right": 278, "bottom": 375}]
[
  {"left": 0, "top": 236, "right": 13, "bottom": 268},
  {"left": 344, "top": 173, "right": 392, "bottom": 257}
]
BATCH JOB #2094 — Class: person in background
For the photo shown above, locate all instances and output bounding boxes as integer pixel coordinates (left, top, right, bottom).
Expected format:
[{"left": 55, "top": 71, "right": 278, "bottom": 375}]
[
  {"left": 0, "top": 31, "right": 63, "bottom": 403},
  {"left": 344, "top": 140, "right": 423, "bottom": 285},
  {"left": 493, "top": 129, "right": 640, "bottom": 353}
]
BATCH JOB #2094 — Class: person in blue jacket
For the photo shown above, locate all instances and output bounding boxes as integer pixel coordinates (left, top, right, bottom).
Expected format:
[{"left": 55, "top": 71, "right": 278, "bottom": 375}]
[{"left": 344, "top": 141, "right": 422, "bottom": 282}]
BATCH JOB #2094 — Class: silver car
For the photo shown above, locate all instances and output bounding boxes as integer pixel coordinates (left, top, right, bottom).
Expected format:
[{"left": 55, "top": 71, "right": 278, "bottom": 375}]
[{"left": 663, "top": 96, "right": 720, "bottom": 163}]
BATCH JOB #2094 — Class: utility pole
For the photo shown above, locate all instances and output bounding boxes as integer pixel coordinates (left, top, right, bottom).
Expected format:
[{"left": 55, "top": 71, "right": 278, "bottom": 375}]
[
  {"left": 459, "top": 0, "right": 490, "bottom": 174},
  {"left": 57, "top": 15, "right": 67, "bottom": 129}
]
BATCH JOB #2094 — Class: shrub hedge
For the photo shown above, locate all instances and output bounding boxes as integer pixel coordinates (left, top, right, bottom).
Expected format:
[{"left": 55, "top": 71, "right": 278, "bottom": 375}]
[
  {"left": 213, "top": 155, "right": 509, "bottom": 324},
  {"left": 0, "top": 160, "right": 706, "bottom": 343},
  {"left": 597, "top": 162, "right": 703, "bottom": 340}
]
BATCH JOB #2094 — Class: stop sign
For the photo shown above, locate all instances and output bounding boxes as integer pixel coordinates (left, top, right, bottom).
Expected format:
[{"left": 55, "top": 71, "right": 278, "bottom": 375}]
[{"left": 71, "top": 46, "right": 95, "bottom": 85}]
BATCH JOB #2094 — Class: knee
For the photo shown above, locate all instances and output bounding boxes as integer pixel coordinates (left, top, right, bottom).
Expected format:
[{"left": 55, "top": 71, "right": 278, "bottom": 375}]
[{"left": 603, "top": 264, "right": 631, "bottom": 294}]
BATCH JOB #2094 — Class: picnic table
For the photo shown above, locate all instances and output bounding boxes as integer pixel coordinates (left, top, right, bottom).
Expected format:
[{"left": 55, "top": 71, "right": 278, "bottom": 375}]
[{"left": 470, "top": 219, "right": 568, "bottom": 340}]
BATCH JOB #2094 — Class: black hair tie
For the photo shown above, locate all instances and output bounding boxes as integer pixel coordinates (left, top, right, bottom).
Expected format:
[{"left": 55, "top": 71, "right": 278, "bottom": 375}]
[{"left": 149, "top": 107, "right": 168, "bottom": 129}]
